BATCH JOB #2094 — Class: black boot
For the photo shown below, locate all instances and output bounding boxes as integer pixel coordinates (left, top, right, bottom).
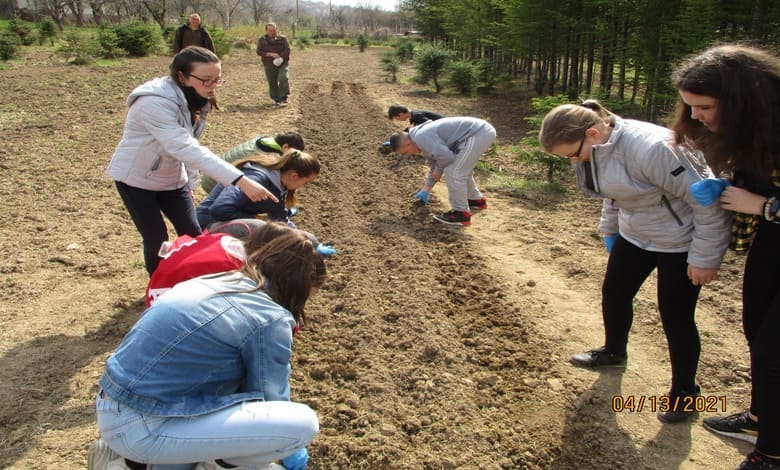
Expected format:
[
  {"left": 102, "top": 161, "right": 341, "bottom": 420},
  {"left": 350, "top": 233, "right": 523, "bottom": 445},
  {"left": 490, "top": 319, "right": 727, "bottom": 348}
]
[{"left": 657, "top": 385, "right": 701, "bottom": 423}]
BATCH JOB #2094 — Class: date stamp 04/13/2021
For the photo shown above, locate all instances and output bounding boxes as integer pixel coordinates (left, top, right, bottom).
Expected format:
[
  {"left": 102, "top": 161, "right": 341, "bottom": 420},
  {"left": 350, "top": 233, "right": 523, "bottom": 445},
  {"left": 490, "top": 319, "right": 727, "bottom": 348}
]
[{"left": 612, "top": 395, "right": 728, "bottom": 413}]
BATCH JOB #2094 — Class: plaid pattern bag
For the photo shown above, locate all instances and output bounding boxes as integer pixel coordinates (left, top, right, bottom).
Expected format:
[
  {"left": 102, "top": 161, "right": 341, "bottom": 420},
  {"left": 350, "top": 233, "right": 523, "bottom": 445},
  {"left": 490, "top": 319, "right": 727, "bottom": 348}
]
[{"left": 729, "top": 170, "right": 780, "bottom": 252}]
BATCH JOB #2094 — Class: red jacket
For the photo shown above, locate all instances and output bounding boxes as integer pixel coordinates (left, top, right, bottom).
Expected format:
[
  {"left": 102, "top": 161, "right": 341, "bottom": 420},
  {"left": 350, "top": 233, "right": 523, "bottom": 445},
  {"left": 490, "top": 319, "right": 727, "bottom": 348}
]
[{"left": 146, "top": 232, "right": 245, "bottom": 306}]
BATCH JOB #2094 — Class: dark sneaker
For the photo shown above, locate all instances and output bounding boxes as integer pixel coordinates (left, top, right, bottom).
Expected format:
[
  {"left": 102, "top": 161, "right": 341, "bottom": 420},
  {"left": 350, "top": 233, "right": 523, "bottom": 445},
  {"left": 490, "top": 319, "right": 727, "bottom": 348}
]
[
  {"left": 570, "top": 346, "right": 627, "bottom": 368},
  {"left": 737, "top": 451, "right": 780, "bottom": 470},
  {"left": 703, "top": 410, "right": 759, "bottom": 444},
  {"left": 433, "top": 210, "right": 472, "bottom": 226},
  {"left": 657, "top": 385, "right": 701, "bottom": 423},
  {"left": 468, "top": 198, "right": 488, "bottom": 210}
]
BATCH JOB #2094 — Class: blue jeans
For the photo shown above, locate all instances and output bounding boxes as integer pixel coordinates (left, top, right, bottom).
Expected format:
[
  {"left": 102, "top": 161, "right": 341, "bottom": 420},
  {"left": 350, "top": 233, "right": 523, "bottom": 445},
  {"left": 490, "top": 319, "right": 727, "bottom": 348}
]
[{"left": 96, "top": 392, "right": 318, "bottom": 469}]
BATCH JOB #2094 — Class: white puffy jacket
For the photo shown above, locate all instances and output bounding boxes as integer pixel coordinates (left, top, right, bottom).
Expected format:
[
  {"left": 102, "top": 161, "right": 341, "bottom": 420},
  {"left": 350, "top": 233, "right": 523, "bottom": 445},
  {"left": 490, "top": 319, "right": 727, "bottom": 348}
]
[
  {"left": 106, "top": 76, "right": 241, "bottom": 191},
  {"left": 574, "top": 117, "right": 732, "bottom": 269}
]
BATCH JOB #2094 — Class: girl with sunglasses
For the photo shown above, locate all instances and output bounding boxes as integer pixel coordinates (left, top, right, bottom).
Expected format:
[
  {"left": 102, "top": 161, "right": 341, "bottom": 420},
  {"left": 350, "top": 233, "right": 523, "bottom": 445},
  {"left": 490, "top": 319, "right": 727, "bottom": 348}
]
[{"left": 539, "top": 99, "right": 731, "bottom": 423}]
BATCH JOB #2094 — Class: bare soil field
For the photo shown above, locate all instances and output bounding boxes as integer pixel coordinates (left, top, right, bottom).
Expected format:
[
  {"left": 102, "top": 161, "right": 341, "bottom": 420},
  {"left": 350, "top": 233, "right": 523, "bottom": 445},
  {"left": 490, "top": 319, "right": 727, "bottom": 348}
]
[{"left": 0, "top": 44, "right": 756, "bottom": 469}]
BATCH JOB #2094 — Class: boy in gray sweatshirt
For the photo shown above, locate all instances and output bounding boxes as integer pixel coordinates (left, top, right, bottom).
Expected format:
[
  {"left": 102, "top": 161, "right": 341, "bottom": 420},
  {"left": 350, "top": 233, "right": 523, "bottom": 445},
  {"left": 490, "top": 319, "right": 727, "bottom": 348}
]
[{"left": 389, "top": 117, "right": 496, "bottom": 226}]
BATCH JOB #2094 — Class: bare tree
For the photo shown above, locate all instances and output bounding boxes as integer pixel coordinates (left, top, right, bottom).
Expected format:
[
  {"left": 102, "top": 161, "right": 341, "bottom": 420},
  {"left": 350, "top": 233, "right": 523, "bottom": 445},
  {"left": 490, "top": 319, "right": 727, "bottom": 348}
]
[
  {"left": 89, "top": 0, "right": 107, "bottom": 24},
  {"left": 354, "top": 5, "right": 380, "bottom": 31},
  {"left": 42, "top": 0, "right": 68, "bottom": 29},
  {"left": 66, "top": 0, "right": 86, "bottom": 25},
  {"left": 105, "top": 0, "right": 146, "bottom": 22},
  {"left": 170, "top": 0, "right": 190, "bottom": 20},
  {"left": 329, "top": 3, "right": 346, "bottom": 37},
  {"left": 140, "top": 0, "right": 167, "bottom": 28},
  {"left": 248, "top": 0, "right": 274, "bottom": 25},
  {"left": 211, "top": 0, "right": 241, "bottom": 28}
]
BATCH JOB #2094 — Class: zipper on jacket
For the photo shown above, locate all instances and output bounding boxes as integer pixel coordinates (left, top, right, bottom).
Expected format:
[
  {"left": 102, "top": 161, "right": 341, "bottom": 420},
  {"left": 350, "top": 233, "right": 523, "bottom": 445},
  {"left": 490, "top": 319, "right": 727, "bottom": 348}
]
[
  {"left": 589, "top": 147, "right": 600, "bottom": 193},
  {"left": 149, "top": 156, "right": 162, "bottom": 172},
  {"left": 660, "top": 195, "right": 684, "bottom": 226}
]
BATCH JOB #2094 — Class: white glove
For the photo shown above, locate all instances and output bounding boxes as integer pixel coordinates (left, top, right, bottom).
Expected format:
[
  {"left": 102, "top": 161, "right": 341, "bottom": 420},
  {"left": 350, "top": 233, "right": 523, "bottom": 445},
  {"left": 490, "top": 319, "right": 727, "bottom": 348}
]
[{"left": 273, "top": 57, "right": 283, "bottom": 67}]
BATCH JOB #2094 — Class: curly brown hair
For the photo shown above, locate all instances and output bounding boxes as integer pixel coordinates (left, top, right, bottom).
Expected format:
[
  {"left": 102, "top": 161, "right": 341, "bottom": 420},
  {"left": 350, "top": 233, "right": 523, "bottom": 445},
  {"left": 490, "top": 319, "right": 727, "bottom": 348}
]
[{"left": 671, "top": 44, "right": 780, "bottom": 176}]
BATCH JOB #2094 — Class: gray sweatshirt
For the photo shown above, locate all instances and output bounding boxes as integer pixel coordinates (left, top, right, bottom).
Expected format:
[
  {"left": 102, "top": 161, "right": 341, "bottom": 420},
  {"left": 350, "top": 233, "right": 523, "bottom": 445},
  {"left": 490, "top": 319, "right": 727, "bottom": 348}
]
[{"left": 408, "top": 117, "right": 492, "bottom": 171}]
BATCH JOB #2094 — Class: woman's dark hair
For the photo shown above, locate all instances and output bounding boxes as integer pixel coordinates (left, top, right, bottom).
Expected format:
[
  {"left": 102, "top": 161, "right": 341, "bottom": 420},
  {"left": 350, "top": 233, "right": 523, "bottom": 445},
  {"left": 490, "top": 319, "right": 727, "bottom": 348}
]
[
  {"left": 233, "top": 149, "right": 319, "bottom": 207},
  {"left": 243, "top": 221, "right": 295, "bottom": 253},
  {"left": 170, "top": 46, "right": 220, "bottom": 84},
  {"left": 170, "top": 46, "right": 220, "bottom": 117},
  {"left": 275, "top": 132, "right": 305, "bottom": 151},
  {"left": 388, "top": 104, "right": 409, "bottom": 119},
  {"left": 241, "top": 227, "right": 326, "bottom": 327},
  {"left": 672, "top": 44, "right": 780, "bottom": 175}
]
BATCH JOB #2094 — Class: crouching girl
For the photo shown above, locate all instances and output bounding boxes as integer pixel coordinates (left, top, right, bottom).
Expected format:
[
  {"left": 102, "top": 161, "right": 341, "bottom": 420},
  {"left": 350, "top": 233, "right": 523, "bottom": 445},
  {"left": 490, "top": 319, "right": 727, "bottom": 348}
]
[{"left": 90, "top": 226, "right": 326, "bottom": 469}]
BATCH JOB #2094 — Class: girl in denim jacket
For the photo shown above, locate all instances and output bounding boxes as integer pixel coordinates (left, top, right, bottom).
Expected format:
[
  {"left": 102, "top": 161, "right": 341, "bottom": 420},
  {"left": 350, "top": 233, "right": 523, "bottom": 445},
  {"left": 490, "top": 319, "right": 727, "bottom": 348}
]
[{"left": 91, "top": 225, "right": 325, "bottom": 470}]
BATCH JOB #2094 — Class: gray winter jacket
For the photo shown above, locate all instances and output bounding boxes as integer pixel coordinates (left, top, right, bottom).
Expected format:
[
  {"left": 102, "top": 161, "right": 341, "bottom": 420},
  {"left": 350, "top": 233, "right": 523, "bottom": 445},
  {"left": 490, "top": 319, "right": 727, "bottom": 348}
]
[
  {"left": 574, "top": 117, "right": 731, "bottom": 269},
  {"left": 409, "top": 117, "right": 492, "bottom": 170},
  {"left": 106, "top": 77, "right": 242, "bottom": 191}
]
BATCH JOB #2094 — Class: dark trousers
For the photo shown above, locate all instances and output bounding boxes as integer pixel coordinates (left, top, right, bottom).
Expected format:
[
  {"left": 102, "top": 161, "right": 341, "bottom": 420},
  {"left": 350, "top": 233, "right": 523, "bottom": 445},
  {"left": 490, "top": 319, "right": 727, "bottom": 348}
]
[
  {"left": 602, "top": 235, "right": 702, "bottom": 392},
  {"left": 115, "top": 181, "right": 201, "bottom": 275},
  {"left": 744, "top": 221, "right": 780, "bottom": 454}
]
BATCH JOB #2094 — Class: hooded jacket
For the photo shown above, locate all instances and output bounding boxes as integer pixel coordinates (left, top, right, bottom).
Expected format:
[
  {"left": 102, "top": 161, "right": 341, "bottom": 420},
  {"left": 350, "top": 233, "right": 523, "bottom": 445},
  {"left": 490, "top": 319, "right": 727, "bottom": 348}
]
[
  {"left": 196, "top": 162, "right": 288, "bottom": 227},
  {"left": 575, "top": 117, "right": 731, "bottom": 269},
  {"left": 106, "top": 76, "right": 242, "bottom": 191},
  {"left": 409, "top": 117, "right": 492, "bottom": 167}
]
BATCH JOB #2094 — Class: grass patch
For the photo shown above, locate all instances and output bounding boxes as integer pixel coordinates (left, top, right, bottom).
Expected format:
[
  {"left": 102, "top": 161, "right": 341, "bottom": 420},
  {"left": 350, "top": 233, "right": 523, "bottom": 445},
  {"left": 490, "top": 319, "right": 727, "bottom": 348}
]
[
  {"left": 476, "top": 160, "right": 566, "bottom": 195},
  {"left": 93, "top": 58, "right": 126, "bottom": 67}
]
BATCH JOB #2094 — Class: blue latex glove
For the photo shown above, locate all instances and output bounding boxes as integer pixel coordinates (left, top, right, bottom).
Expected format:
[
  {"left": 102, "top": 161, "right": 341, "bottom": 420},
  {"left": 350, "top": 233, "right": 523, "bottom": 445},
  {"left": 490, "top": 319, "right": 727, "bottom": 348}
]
[
  {"left": 316, "top": 243, "right": 337, "bottom": 256},
  {"left": 603, "top": 234, "right": 618, "bottom": 253},
  {"left": 414, "top": 190, "right": 429, "bottom": 205},
  {"left": 281, "top": 448, "right": 309, "bottom": 470},
  {"left": 690, "top": 178, "right": 731, "bottom": 206}
]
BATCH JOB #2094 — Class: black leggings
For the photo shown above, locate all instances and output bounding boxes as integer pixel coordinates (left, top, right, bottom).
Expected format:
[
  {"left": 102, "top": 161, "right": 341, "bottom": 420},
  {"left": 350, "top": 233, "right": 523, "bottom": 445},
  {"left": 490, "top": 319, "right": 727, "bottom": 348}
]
[
  {"left": 115, "top": 181, "right": 201, "bottom": 276},
  {"left": 602, "top": 235, "right": 702, "bottom": 392},
  {"left": 744, "top": 221, "right": 780, "bottom": 455}
]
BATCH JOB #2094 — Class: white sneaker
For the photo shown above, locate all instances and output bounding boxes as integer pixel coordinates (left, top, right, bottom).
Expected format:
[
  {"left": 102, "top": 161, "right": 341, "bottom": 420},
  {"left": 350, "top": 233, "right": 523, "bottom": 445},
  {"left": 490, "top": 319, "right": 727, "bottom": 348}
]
[
  {"left": 194, "top": 461, "right": 285, "bottom": 470},
  {"left": 87, "top": 439, "right": 130, "bottom": 470}
]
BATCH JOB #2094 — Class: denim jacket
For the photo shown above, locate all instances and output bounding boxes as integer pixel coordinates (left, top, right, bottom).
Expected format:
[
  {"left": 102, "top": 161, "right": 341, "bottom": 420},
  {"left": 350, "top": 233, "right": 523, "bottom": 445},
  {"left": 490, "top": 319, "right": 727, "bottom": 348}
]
[{"left": 100, "top": 272, "right": 296, "bottom": 417}]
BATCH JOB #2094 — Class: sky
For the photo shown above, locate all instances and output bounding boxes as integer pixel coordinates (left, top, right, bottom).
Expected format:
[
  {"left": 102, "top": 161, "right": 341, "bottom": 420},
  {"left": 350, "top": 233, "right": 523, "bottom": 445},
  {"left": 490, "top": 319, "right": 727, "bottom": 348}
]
[{"left": 324, "top": 0, "right": 400, "bottom": 11}]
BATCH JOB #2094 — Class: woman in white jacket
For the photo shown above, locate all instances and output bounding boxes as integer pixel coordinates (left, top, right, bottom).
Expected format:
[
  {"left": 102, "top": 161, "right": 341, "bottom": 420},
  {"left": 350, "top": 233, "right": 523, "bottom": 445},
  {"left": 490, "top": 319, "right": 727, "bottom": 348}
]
[
  {"left": 539, "top": 100, "right": 731, "bottom": 423},
  {"left": 106, "top": 46, "right": 276, "bottom": 275}
]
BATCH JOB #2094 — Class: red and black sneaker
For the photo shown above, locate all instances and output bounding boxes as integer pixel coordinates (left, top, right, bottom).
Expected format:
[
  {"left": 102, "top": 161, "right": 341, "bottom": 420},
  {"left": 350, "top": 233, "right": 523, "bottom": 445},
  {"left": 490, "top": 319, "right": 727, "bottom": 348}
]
[
  {"left": 737, "top": 451, "right": 780, "bottom": 470},
  {"left": 468, "top": 198, "right": 488, "bottom": 210},
  {"left": 433, "top": 210, "right": 472, "bottom": 226}
]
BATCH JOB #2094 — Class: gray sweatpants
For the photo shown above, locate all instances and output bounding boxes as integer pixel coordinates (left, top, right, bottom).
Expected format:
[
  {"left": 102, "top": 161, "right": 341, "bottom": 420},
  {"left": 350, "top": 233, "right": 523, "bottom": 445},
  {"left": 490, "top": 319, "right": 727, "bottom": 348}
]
[{"left": 443, "top": 123, "right": 496, "bottom": 212}]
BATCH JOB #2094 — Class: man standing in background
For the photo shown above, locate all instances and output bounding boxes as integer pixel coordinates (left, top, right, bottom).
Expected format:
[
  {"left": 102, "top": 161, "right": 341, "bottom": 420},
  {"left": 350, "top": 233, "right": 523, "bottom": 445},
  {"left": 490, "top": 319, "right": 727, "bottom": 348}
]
[
  {"left": 173, "top": 13, "right": 215, "bottom": 54},
  {"left": 256, "top": 22, "right": 291, "bottom": 108}
]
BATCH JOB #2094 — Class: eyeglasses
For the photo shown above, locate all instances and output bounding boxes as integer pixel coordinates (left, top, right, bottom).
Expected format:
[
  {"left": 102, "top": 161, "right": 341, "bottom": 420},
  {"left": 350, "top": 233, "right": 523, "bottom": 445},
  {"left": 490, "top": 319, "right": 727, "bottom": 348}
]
[
  {"left": 566, "top": 133, "right": 587, "bottom": 159},
  {"left": 187, "top": 73, "right": 225, "bottom": 87}
]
